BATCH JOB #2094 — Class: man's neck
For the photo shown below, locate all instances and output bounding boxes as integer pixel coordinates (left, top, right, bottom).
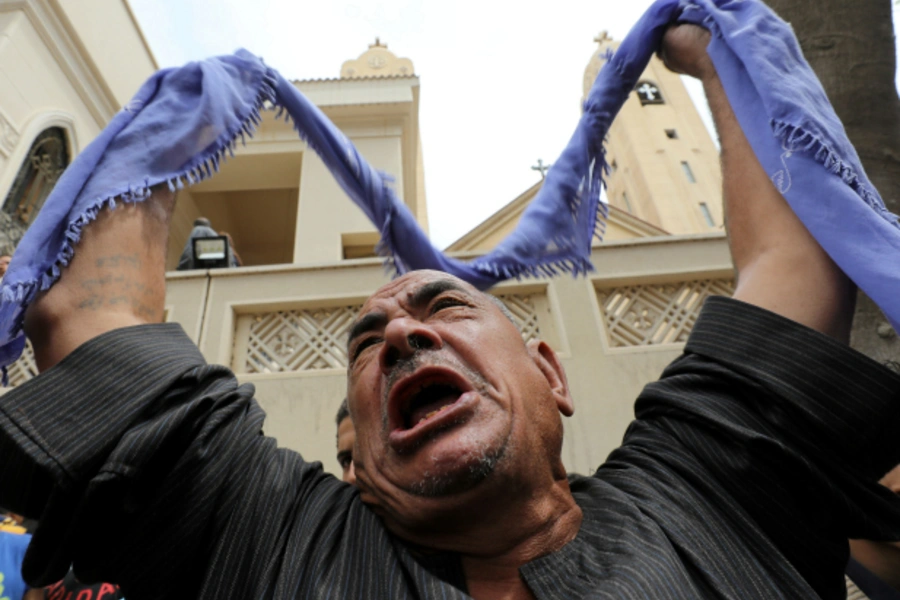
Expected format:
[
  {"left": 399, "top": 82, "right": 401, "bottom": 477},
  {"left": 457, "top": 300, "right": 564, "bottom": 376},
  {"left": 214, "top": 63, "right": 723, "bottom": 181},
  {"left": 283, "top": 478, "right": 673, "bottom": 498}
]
[
  {"left": 462, "top": 558, "right": 538, "bottom": 600},
  {"left": 385, "top": 474, "right": 583, "bottom": 597},
  {"left": 461, "top": 497, "right": 581, "bottom": 600}
]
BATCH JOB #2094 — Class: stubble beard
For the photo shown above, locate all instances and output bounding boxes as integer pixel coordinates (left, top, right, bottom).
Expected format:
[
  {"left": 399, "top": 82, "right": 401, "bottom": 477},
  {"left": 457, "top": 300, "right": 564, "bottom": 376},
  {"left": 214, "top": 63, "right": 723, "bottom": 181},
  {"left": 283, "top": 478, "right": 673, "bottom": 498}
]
[
  {"left": 382, "top": 350, "right": 509, "bottom": 498},
  {"left": 406, "top": 434, "right": 510, "bottom": 498}
]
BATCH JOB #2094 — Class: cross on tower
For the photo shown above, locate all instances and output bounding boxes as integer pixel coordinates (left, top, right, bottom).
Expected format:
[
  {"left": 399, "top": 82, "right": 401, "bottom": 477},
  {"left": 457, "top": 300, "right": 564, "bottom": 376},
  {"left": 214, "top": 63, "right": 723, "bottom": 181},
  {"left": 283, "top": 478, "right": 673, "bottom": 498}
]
[
  {"left": 531, "top": 159, "right": 551, "bottom": 179},
  {"left": 593, "top": 30, "right": 611, "bottom": 45},
  {"left": 637, "top": 83, "right": 659, "bottom": 101}
]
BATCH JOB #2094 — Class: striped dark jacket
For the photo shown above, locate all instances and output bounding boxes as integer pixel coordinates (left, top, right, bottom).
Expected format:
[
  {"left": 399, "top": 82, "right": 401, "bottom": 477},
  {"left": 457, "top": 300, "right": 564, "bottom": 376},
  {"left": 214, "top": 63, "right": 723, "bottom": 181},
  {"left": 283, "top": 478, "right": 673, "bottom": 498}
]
[{"left": 1, "top": 297, "right": 900, "bottom": 599}]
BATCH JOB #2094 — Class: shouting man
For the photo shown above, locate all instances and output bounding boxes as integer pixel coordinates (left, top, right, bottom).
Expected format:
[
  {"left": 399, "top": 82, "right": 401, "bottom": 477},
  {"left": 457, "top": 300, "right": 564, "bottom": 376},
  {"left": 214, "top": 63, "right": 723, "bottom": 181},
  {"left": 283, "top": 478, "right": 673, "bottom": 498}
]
[{"left": 0, "top": 19, "right": 899, "bottom": 600}]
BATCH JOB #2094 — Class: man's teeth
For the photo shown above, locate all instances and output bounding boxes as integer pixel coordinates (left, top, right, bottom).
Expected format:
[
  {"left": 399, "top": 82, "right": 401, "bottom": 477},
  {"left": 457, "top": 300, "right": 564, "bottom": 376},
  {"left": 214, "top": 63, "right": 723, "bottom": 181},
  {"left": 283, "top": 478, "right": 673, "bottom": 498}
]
[{"left": 417, "top": 404, "right": 452, "bottom": 425}]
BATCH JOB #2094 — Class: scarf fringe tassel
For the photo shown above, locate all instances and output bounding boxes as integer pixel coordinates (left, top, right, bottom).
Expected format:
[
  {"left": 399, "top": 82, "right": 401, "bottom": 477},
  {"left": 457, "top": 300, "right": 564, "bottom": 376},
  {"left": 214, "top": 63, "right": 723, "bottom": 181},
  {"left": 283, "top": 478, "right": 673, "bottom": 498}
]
[
  {"left": 771, "top": 120, "right": 900, "bottom": 228},
  {"left": 2, "top": 66, "right": 620, "bottom": 365},
  {"left": 0, "top": 71, "right": 280, "bottom": 363},
  {"left": 468, "top": 111, "right": 613, "bottom": 284}
]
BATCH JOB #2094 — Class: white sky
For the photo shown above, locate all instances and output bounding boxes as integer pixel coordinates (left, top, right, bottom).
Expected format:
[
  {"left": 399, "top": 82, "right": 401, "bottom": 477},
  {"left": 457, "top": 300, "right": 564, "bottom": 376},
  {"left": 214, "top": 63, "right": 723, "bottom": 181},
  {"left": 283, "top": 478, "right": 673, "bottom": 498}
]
[{"left": 127, "top": 0, "right": 900, "bottom": 249}]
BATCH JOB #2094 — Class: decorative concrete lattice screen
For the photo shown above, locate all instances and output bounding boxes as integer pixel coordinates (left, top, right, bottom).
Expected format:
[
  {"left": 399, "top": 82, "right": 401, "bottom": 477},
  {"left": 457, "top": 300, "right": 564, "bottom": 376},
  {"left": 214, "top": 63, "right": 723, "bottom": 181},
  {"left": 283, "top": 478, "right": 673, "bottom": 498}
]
[
  {"left": 6, "top": 339, "right": 38, "bottom": 386},
  {"left": 238, "top": 303, "right": 364, "bottom": 374},
  {"left": 498, "top": 294, "right": 541, "bottom": 344},
  {"left": 234, "top": 293, "right": 544, "bottom": 374},
  {"left": 596, "top": 279, "right": 734, "bottom": 348}
]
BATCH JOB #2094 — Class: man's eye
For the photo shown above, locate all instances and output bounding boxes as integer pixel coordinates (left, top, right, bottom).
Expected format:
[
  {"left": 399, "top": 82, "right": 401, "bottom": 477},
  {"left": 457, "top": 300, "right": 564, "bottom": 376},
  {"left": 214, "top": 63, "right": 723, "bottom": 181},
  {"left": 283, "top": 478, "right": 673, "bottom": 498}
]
[
  {"left": 431, "top": 297, "right": 465, "bottom": 313},
  {"left": 352, "top": 336, "right": 381, "bottom": 360}
]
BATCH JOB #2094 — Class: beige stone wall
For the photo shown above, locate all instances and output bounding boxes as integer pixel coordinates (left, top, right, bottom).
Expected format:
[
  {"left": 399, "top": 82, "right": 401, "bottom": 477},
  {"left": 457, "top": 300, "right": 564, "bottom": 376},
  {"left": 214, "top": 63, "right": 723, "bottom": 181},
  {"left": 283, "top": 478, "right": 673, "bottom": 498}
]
[
  {"left": 0, "top": 11, "right": 99, "bottom": 198},
  {"left": 294, "top": 130, "right": 404, "bottom": 264},
  {"left": 152, "top": 234, "right": 731, "bottom": 478},
  {"left": 164, "top": 76, "right": 425, "bottom": 270},
  {"left": 0, "top": 0, "right": 155, "bottom": 208},
  {"left": 54, "top": 0, "right": 158, "bottom": 107},
  {"left": 4, "top": 235, "right": 733, "bottom": 475}
]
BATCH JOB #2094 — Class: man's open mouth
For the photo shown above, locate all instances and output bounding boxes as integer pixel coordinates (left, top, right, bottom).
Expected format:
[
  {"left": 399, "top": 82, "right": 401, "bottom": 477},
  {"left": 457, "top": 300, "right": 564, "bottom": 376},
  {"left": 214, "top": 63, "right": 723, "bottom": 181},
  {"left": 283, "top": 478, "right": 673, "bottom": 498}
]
[
  {"left": 387, "top": 367, "right": 479, "bottom": 451},
  {"left": 401, "top": 381, "right": 464, "bottom": 429}
]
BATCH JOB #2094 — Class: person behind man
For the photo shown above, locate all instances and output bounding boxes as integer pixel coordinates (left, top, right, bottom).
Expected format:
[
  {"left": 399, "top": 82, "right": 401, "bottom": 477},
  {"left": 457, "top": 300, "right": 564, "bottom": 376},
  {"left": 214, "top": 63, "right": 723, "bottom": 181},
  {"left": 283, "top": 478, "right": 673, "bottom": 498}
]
[
  {"left": 0, "top": 510, "right": 26, "bottom": 535},
  {"left": 175, "top": 217, "right": 235, "bottom": 271},
  {"left": 2, "top": 22, "right": 900, "bottom": 600},
  {"left": 0, "top": 255, "right": 11, "bottom": 282},
  {"left": 0, "top": 509, "right": 38, "bottom": 600},
  {"left": 0, "top": 529, "right": 31, "bottom": 600},
  {"left": 219, "top": 232, "right": 242, "bottom": 268},
  {"left": 335, "top": 398, "right": 356, "bottom": 485},
  {"left": 43, "top": 567, "right": 124, "bottom": 600},
  {"left": 1, "top": 511, "right": 119, "bottom": 600}
]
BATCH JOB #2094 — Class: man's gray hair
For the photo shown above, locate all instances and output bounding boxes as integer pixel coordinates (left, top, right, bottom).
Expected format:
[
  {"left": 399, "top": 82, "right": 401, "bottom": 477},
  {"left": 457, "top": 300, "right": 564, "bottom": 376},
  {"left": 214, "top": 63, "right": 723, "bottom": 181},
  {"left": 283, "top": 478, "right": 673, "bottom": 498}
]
[{"left": 485, "top": 294, "right": 517, "bottom": 328}]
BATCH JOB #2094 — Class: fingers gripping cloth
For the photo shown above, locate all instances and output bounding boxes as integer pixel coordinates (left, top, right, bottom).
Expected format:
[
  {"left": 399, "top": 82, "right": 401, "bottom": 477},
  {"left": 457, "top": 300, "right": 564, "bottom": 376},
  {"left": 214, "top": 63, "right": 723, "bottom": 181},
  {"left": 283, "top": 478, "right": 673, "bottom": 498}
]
[{"left": 1, "top": 0, "right": 899, "bottom": 382}]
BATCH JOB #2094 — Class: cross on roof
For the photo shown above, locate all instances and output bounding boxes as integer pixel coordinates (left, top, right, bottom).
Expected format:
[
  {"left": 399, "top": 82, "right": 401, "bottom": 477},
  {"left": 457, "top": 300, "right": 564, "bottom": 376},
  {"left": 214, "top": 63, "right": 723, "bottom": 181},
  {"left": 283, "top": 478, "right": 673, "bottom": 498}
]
[
  {"left": 369, "top": 37, "right": 387, "bottom": 49},
  {"left": 531, "top": 159, "right": 551, "bottom": 179},
  {"left": 594, "top": 31, "right": 611, "bottom": 44}
]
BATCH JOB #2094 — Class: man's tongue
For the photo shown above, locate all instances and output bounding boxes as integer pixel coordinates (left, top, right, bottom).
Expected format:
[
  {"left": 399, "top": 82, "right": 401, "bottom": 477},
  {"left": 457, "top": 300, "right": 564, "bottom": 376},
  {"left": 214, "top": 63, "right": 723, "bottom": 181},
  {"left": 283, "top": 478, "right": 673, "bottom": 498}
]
[{"left": 408, "top": 389, "right": 459, "bottom": 428}]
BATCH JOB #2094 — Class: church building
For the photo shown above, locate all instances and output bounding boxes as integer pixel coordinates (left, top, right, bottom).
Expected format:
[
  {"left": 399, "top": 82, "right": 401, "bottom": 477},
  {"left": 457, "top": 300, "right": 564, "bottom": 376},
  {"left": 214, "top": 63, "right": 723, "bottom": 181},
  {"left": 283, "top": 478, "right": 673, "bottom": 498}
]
[{"left": 0, "top": 0, "right": 733, "bottom": 477}]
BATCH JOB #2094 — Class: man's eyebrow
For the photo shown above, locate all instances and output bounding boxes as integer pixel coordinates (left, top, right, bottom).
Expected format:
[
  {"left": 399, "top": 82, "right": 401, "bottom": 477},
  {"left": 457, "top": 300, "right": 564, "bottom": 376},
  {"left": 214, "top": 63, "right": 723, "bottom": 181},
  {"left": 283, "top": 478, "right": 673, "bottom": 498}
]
[
  {"left": 347, "top": 280, "right": 469, "bottom": 351},
  {"left": 409, "top": 279, "right": 470, "bottom": 310},
  {"left": 347, "top": 311, "right": 388, "bottom": 349}
]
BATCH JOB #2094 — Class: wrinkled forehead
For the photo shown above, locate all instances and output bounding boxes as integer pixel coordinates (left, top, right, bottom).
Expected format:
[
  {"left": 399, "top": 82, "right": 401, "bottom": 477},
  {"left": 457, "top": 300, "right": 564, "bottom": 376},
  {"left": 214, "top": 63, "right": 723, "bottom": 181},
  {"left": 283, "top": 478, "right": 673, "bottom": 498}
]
[{"left": 361, "top": 270, "right": 477, "bottom": 314}]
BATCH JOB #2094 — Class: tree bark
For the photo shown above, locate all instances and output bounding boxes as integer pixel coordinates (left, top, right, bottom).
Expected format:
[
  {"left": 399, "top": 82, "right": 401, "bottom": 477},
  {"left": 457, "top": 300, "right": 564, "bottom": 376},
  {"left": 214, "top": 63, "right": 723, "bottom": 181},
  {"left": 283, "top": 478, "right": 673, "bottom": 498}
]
[{"left": 765, "top": 0, "right": 900, "bottom": 368}]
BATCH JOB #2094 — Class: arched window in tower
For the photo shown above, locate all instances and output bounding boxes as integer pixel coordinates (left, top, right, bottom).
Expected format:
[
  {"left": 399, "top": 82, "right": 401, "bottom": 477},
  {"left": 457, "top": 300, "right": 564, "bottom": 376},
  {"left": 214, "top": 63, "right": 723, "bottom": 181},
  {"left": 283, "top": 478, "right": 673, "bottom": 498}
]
[
  {"left": 635, "top": 81, "right": 664, "bottom": 105},
  {"left": 3, "top": 127, "right": 69, "bottom": 227}
]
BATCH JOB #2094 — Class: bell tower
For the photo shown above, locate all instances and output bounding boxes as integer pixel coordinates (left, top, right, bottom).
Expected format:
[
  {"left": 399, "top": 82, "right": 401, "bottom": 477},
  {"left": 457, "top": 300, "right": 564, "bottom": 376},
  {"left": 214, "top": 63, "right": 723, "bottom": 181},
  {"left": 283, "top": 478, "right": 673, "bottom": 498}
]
[{"left": 584, "top": 32, "right": 723, "bottom": 235}]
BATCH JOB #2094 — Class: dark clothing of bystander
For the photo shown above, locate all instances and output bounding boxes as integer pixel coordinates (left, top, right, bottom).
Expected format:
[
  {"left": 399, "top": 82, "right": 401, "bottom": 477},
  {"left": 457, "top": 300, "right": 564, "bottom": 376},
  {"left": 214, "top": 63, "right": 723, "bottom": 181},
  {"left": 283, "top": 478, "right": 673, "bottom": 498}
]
[{"left": 44, "top": 568, "right": 123, "bottom": 600}]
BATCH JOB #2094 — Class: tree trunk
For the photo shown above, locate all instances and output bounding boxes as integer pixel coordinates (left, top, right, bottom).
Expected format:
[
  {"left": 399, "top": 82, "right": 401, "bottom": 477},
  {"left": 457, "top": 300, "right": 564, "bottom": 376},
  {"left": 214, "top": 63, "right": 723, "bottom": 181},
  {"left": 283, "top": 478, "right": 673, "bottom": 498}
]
[{"left": 765, "top": 0, "right": 900, "bottom": 368}]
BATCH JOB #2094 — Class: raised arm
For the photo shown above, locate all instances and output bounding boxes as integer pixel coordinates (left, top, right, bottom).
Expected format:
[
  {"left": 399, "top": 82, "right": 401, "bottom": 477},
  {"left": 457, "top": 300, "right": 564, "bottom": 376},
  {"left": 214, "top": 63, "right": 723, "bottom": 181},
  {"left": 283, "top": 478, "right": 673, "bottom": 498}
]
[
  {"left": 660, "top": 25, "right": 857, "bottom": 342},
  {"left": 23, "top": 187, "right": 175, "bottom": 372},
  {"left": 4, "top": 188, "right": 353, "bottom": 594}
]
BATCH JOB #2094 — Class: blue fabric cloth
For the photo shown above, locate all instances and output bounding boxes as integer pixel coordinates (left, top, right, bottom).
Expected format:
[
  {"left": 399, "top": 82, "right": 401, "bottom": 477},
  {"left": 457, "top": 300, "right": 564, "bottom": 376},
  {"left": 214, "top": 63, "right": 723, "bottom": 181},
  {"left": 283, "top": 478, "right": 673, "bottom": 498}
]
[
  {"left": 1, "top": 0, "right": 898, "bottom": 379},
  {"left": 0, "top": 531, "right": 31, "bottom": 600}
]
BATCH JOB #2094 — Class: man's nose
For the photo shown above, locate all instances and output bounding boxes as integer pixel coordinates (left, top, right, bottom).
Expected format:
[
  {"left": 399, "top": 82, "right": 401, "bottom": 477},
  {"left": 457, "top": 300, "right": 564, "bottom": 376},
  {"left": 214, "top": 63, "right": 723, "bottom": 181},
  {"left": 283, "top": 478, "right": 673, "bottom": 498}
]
[{"left": 379, "top": 318, "right": 442, "bottom": 373}]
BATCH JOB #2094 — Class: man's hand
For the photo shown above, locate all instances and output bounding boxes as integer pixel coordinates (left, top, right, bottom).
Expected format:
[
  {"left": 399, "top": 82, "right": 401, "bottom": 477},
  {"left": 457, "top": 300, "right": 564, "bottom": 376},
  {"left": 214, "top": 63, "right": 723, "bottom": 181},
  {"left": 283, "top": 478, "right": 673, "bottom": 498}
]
[
  {"left": 659, "top": 24, "right": 714, "bottom": 81},
  {"left": 24, "top": 186, "right": 176, "bottom": 371},
  {"left": 658, "top": 23, "right": 856, "bottom": 341}
]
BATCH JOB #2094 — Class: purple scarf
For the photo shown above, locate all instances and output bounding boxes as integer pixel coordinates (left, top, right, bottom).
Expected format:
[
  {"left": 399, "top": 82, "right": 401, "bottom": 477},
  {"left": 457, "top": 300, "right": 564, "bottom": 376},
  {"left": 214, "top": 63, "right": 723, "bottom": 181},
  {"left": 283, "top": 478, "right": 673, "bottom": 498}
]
[{"left": 1, "top": 0, "right": 898, "bottom": 380}]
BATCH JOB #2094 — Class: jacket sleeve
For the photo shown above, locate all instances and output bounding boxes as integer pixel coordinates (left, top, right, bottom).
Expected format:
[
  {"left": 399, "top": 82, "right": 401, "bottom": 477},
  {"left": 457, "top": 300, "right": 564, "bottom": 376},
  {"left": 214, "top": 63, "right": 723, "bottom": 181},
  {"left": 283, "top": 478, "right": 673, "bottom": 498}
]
[
  {"left": 615, "top": 297, "right": 900, "bottom": 599},
  {"left": 0, "top": 323, "right": 334, "bottom": 599}
]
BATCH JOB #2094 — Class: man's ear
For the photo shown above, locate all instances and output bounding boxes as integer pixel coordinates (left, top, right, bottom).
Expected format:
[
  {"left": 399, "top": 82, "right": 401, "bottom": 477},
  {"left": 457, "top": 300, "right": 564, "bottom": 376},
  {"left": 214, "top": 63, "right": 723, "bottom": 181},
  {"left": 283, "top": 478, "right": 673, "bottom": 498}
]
[{"left": 527, "top": 339, "right": 574, "bottom": 416}]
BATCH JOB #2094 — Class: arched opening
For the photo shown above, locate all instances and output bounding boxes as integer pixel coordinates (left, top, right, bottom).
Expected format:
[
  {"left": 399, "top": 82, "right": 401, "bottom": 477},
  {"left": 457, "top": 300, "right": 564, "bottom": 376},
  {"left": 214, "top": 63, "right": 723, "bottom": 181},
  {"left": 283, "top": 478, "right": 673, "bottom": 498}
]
[{"left": 3, "top": 127, "right": 70, "bottom": 227}]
